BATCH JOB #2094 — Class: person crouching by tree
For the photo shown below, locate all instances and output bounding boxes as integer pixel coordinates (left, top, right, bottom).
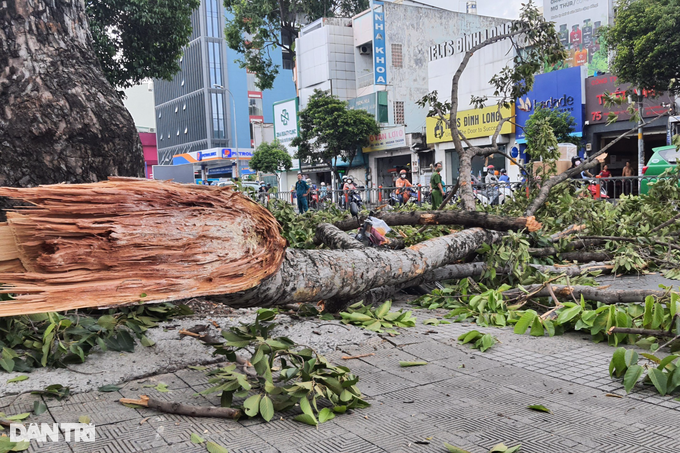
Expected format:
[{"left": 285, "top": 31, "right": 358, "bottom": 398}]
[
  {"left": 295, "top": 173, "right": 310, "bottom": 214},
  {"left": 430, "top": 162, "right": 444, "bottom": 209}
]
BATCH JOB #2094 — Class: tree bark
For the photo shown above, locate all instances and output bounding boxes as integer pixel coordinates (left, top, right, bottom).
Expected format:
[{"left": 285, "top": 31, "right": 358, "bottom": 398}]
[
  {"left": 559, "top": 251, "right": 612, "bottom": 262},
  {"left": 503, "top": 285, "right": 667, "bottom": 304},
  {"left": 314, "top": 223, "right": 365, "bottom": 249},
  {"left": 334, "top": 211, "right": 542, "bottom": 233},
  {"left": 0, "top": 0, "right": 143, "bottom": 219}
]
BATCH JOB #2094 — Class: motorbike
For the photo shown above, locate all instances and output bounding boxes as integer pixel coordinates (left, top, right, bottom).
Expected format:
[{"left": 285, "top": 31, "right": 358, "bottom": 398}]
[
  {"left": 347, "top": 189, "right": 363, "bottom": 217},
  {"left": 354, "top": 217, "right": 391, "bottom": 247},
  {"left": 308, "top": 189, "right": 319, "bottom": 210},
  {"left": 389, "top": 187, "right": 420, "bottom": 207},
  {"left": 474, "top": 182, "right": 517, "bottom": 206}
]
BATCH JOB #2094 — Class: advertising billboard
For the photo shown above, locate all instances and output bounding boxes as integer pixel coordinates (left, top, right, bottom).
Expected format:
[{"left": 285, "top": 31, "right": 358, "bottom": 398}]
[
  {"left": 515, "top": 66, "right": 586, "bottom": 141},
  {"left": 543, "top": 0, "right": 612, "bottom": 76},
  {"left": 585, "top": 74, "right": 673, "bottom": 125},
  {"left": 273, "top": 98, "right": 300, "bottom": 169},
  {"left": 362, "top": 126, "right": 406, "bottom": 153},
  {"left": 426, "top": 105, "right": 515, "bottom": 144},
  {"left": 372, "top": 1, "right": 387, "bottom": 85}
]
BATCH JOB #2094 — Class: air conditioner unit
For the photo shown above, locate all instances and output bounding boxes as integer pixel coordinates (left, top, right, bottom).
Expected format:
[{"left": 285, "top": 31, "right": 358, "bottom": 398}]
[{"left": 359, "top": 45, "right": 371, "bottom": 55}]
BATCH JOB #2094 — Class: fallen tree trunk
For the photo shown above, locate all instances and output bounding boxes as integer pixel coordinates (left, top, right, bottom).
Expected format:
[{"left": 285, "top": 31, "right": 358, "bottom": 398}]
[
  {"left": 559, "top": 251, "right": 612, "bottom": 262},
  {"left": 528, "top": 239, "right": 603, "bottom": 257},
  {"left": 0, "top": 179, "right": 502, "bottom": 316},
  {"left": 334, "top": 210, "right": 542, "bottom": 233},
  {"left": 503, "top": 285, "right": 668, "bottom": 304}
]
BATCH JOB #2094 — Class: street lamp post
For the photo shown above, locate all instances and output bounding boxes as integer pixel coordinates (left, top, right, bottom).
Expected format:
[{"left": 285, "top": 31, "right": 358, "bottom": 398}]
[{"left": 213, "top": 85, "right": 239, "bottom": 179}]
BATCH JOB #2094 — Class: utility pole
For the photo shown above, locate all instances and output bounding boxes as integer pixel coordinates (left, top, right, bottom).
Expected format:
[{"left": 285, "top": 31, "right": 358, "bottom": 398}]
[{"left": 637, "top": 88, "right": 644, "bottom": 193}]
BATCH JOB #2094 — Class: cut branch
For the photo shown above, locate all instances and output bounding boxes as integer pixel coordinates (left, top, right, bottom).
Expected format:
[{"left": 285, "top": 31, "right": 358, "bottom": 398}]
[
  {"left": 119, "top": 395, "right": 240, "bottom": 419},
  {"left": 502, "top": 285, "right": 668, "bottom": 304},
  {"left": 529, "top": 239, "right": 604, "bottom": 257},
  {"left": 334, "top": 211, "right": 541, "bottom": 233},
  {"left": 607, "top": 327, "right": 677, "bottom": 337}
]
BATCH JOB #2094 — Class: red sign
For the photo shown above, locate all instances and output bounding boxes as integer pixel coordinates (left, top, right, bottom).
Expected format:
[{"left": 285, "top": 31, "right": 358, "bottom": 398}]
[{"left": 585, "top": 75, "right": 672, "bottom": 124}]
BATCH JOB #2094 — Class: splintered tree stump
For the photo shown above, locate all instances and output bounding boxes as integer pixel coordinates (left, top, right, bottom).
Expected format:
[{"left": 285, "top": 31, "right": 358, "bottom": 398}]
[
  {"left": 0, "top": 179, "right": 503, "bottom": 316},
  {"left": 0, "top": 178, "right": 286, "bottom": 315}
]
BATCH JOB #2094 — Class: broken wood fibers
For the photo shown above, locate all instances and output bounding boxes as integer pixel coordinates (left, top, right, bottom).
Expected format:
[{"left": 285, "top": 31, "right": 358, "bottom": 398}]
[{"left": 0, "top": 178, "right": 286, "bottom": 317}]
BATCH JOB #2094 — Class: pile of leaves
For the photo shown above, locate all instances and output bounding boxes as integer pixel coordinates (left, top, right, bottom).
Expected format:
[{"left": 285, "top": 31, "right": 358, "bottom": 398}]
[
  {"left": 0, "top": 302, "right": 192, "bottom": 373},
  {"left": 200, "top": 308, "right": 369, "bottom": 426},
  {"left": 339, "top": 300, "right": 417, "bottom": 334}
]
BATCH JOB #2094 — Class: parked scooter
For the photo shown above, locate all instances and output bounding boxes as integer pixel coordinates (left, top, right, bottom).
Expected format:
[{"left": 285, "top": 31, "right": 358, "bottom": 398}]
[
  {"left": 355, "top": 216, "right": 392, "bottom": 247},
  {"left": 348, "top": 189, "right": 363, "bottom": 217}
]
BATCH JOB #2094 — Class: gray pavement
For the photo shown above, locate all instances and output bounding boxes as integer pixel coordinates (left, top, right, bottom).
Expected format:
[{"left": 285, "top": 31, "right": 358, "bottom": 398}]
[{"left": 3, "top": 297, "right": 680, "bottom": 453}]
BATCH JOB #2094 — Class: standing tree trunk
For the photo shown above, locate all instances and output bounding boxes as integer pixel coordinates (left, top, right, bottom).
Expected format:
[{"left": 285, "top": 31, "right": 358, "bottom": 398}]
[{"left": 0, "top": 0, "right": 144, "bottom": 218}]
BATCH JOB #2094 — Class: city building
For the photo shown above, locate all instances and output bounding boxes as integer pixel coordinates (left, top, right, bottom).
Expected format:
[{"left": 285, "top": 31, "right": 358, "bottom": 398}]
[
  {"left": 152, "top": 0, "right": 296, "bottom": 182},
  {"left": 291, "top": 0, "right": 512, "bottom": 192},
  {"left": 122, "top": 81, "right": 158, "bottom": 179},
  {"left": 426, "top": 19, "right": 517, "bottom": 185}
]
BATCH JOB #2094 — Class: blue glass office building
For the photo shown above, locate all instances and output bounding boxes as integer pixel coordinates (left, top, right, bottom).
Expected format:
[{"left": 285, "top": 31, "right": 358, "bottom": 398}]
[{"left": 153, "top": 0, "right": 296, "bottom": 166}]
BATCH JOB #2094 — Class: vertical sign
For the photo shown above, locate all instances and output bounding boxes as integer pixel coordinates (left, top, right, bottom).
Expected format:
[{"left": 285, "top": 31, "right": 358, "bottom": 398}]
[
  {"left": 273, "top": 98, "right": 300, "bottom": 170},
  {"left": 372, "top": 1, "right": 387, "bottom": 85}
]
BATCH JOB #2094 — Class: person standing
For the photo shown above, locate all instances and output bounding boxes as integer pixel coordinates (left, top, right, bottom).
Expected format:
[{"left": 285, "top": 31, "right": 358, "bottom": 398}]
[
  {"left": 622, "top": 161, "right": 634, "bottom": 195},
  {"left": 395, "top": 169, "right": 413, "bottom": 204},
  {"left": 430, "top": 162, "right": 444, "bottom": 209},
  {"left": 295, "top": 173, "right": 310, "bottom": 214}
]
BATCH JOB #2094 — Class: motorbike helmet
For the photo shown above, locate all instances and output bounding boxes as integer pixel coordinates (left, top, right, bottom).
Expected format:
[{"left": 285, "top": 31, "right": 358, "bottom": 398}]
[
  {"left": 500, "top": 168, "right": 507, "bottom": 174},
  {"left": 320, "top": 182, "right": 326, "bottom": 186},
  {"left": 347, "top": 178, "right": 353, "bottom": 184},
  {"left": 399, "top": 169, "right": 407, "bottom": 178}
]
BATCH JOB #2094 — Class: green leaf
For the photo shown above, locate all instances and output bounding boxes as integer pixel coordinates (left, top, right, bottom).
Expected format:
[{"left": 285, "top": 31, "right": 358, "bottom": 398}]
[
  {"left": 477, "top": 334, "right": 496, "bottom": 352},
  {"left": 643, "top": 296, "right": 654, "bottom": 327},
  {"left": 556, "top": 305, "right": 582, "bottom": 324},
  {"left": 33, "top": 401, "right": 47, "bottom": 416},
  {"left": 298, "top": 396, "right": 314, "bottom": 416},
  {"left": 294, "top": 413, "right": 318, "bottom": 426},
  {"left": 444, "top": 443, "right": 472, "bottom": 453},
  {"left": 527, "top": 404, "right": 551, "bottom": 414},
  {"left": 505, "top": 446, "right": 522, "bottom": 453},
  {"left": 513, "top": 311, "right": 536, "bottom": 335},
  {"left": 206, "top": 441, "right": 230, "bottom": 453},
  {"left": 623, "top": 364, "right": 644, "bottom": 393},
  {"left": 647, "top": 368, "right": 668, "bottom": 396},
  {"left": 318, "top": 407, "right": 336, "bottom": 424},
  {"left": 190, "top": 433, "right": 205, "bottom": 444},
  {"left": 624, "top": 349, "right": 639, "bottom": 367},
  {"left": 140, "top": 335, "right": 156, "bottom": 347},
  {"left": 0, "top": 356, "right": 15, "bottom": 372},
  {"left": 243, "top": 394, "right": 261, "bottom": 417},
  {"left": 98, "top": 385, "right": 122, "bottom": 392},
  {"left": 188, "top": 365, "right": 208, "bottom": 371},
  {"left": 668, "top": 368, "right": 680, "bottom": 393},
  {"left": 374, "top": 300, "right": 392, "bottom": 319},
  {"left": 459, "top": 330, "right": 481, "bottom": 344},
  {"left": 0, "top": 437, "right": 30, "bottom": 452},
  {"left": 5, "top": 413, "right": 30, "bottom": 421},
  {"left": 610, "top": 347, "right": 627, "bottom": 378},
  {"left": 79, "top": 415, "right": 91, "bottom": 424},
  {"left": 7, "top": 375, "right": 29, "bottom": 383},
  {"left": 259, "top": 395, "right": 274, "bottom": 422},
  {"left": 529, "top": 316, "right": 545, "bottom": 337},
  {"left": 399, "top": 361, "right": 428, "bottom": 367}
]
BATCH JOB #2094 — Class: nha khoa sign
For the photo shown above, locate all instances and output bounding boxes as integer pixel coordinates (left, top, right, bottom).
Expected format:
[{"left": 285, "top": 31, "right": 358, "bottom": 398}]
[
  {"left": 363, "top": 126, "right": 405, "bottom": 153},
  {"left": 372, "top": 1, "right": 387, "bottom": 85},
  {"left": 11, "top": 423, "right": 95, "bottom": 443},
  {"left": 426, "top": 105, "right": 515, "bottom": 144},
  {"left": 429, "top": 22, "right": 514, "bottom": 62}
]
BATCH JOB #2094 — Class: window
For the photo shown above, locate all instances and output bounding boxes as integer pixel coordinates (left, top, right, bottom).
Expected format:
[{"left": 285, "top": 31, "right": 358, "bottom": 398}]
[
  {"left": 211, "top": 93, "right": 225, "bottom": 139},
  {"left": 249, "top": 98, "right": 263, "bottom": 117},
  {"left": 391, "top": 43, "right": 403, "bottom": 68},
  {"left": 205, "top": 0, "right": 221, "bottom": 37},
  {"left": 208, "top": 42, "right": 222, "bottom": 87},
  {"left": 394, "top": 101, "right": 404, "bottom": 125}
]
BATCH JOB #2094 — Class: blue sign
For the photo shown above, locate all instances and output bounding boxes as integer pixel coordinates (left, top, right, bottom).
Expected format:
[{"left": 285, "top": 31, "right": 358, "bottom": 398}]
[
  {"left": 515, "top": 66, "right": 585, "bottom": 141},
  {"left": 221, "top": 148, "right": 254, "bottom": 159},
  {"left": 207, "top": 166, "right": 233, "bottom": 175},
  {"left": 372, "top": 1, "right": 386, "bottom": 85}
]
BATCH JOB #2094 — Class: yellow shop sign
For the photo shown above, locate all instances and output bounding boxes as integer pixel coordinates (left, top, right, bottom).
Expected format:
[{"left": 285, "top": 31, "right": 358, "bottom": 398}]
[{"left": 426, "top": 105, "right": 515, "bottom": 144}]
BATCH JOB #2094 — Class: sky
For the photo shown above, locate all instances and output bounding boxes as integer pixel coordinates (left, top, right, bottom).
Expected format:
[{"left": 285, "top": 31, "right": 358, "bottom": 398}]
[{"left": 406, "top": 0, "right": 527, "bottom": 19}]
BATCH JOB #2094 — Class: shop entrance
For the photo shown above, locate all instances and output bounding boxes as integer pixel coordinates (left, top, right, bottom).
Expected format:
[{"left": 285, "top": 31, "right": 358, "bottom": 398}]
[
  {"left": 600, "top": 132, "right": 667, "bottom": 176},
  {"left": 376, "top": 154, "right": 412, "bottom": 188},
  {"left": 447, "top": 146, "right": 506, "bottom": 181}
]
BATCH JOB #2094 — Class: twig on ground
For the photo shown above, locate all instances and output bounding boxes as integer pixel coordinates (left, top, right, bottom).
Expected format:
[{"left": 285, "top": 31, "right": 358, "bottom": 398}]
[
  {"left": 341, "top": 353, "right": 375, "bottom": 360},
  {"left": 119, "top": 395, "right": 240, "bottom": 419}
]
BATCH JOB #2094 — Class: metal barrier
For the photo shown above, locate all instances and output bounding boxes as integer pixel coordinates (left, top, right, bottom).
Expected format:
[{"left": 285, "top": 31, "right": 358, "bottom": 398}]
[{"left": 242, "top": 175, "right": 678, "bottom": 211}]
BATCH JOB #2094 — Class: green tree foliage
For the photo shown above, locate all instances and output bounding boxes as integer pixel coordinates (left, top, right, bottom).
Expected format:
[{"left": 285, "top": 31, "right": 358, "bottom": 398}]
[
  {"left": 87, "top": 0, "right": 200, "bottom": 89},
  {"left": 292, "top": 90, "right": 379, "bottom": 181},
  {"left": 523, "top": 106, "right": 580, "bottom": 176},
  {"left": 601, "top": 0, "right": 680, "bottom": 96},
  {"left": 224, "top": 0, "right": 369, "bottom": 90},
  {"left": 250, "top": 141, "right": 293, "bottom": 174}
]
